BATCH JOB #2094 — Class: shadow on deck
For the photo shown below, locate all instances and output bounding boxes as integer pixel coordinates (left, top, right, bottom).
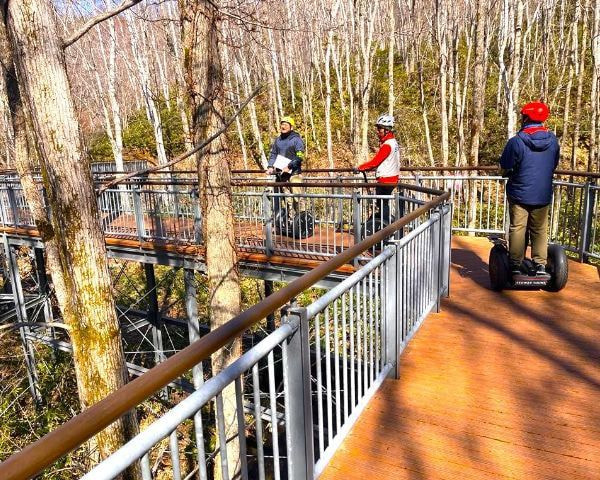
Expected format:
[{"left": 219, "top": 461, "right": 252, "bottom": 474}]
[{"left": 321, "top": 236, "right": 600, "bottom": 480}]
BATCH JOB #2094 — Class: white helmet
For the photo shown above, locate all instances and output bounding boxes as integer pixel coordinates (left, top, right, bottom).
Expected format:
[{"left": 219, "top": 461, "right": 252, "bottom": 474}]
[{"left": 375, "top": 114, "right": 394, "bottom": 129}]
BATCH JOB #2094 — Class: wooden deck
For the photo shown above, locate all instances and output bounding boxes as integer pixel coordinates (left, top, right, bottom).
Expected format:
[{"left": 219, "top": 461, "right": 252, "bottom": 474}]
[{"left": 321, "top": 236, "right": 600, "bottom": 480}]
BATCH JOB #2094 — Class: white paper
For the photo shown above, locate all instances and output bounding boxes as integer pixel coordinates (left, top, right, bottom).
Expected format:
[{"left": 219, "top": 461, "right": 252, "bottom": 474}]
[{"left": 273, "top": 154, "right": 291, "bottom": 170}]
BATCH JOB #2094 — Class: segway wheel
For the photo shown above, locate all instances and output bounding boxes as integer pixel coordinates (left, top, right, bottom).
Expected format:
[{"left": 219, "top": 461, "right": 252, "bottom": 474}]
[
  {"left": 292, "top": 211, "right": 315, "bottom": 239},
  {"left": 546, "top": 244, "right": 568, "bottom": 292},
  {"left": 274, "top": 208, "right": 292, "bottom": 237},
  {"left": 361, "top": 215, "right": 392, "bottom": 239},
  {"left": 488, "top": 244, "right": 510, "bottom": 291}
]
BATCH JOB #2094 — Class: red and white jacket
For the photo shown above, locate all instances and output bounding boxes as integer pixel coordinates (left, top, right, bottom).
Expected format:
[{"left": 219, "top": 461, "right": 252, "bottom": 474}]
[{"left": 357, "top": 132, "right": 400, "bottom": 184}]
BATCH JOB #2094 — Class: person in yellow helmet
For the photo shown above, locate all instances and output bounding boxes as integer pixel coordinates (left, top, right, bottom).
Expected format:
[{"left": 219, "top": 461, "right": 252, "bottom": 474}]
[{"left": 266, "top": 116, "right": 305, "bottom": 213}]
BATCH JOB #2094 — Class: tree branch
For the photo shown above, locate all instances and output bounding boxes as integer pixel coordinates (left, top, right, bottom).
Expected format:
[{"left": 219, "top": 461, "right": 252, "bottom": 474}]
[
  {"left": 63, "top": 0, "right": 144, "bottom": 49},
  {"left": 97, "top": 85, "right": 263, "bottom": 193}
]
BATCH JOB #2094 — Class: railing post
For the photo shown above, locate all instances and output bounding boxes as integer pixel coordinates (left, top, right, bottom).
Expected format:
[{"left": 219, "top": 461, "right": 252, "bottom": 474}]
[
  {"left": 352, "top": 191, "right": 361, "bottom": 267},
  {"left": 191, "top": 187, "right": 202, "bottom": 244},
  {"left": 7, "top": 186, "right": 19, "bottom": 226},
  {"left": 263, "top": 190, "right": 274, "bottom": 256},
  {"left": 282, "top": 306, "right": 314, "bottom": 480},
  {"left": 579, "top": 181, "right": 596, "bottom": 262},
  {"left": 132, "top": 188, "right": 145, "bottom": 242},
  {"left": 385, "top": 246, "right": 399, "bottom": 379}
]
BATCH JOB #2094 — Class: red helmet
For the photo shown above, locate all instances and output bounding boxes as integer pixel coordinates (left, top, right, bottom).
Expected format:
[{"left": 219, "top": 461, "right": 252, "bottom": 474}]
[{"left": 520, "top": 101, "right": 550, "bottom": 122}]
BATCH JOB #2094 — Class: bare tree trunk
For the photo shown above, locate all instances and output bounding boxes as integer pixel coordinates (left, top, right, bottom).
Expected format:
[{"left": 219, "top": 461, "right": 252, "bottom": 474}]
[
  {"left": 388, "top": 0, "right": 395, "bottom": 116},
  {"left": 561, "top": 1, "right": 580, "bottom": 158},
  {"left": 436, "top": 0, "right": 449, "bottom": 167},
  {"left": 590, "top": 0, "right": 600, "bottom": 171},
  {"left": 509, "top": 0, "right": 524, "bottom": 137},
  {"left": 572, "top": 0, "right": 591, "bottom": 169},
  {"left": 418, "top": 60, "right": 435, "bottom": 166},
  {"left": 179, "top": 1, "right": 241, "bottom": 477},
  {"left": 6, "top": 0, "right": 138, "bottom": 474}
]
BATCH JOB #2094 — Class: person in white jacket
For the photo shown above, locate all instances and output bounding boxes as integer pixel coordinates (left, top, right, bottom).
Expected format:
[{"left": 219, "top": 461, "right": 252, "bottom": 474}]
[{"left": 355, "top": 114, "right": 400, "bottom": 223}]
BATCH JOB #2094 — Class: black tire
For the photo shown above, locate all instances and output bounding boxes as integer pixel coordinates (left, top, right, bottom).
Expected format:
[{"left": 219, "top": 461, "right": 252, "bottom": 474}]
[
  {"left": 274, "top": 208, "right": 292, "bottom": 237},
  {"left": 546, "top": 244, "right": 568, "bottom": 292},
  {"left": 292, "top": 211, "right": 315, "bottom": 239},
  {"left": 361, "top": 215, "right": 394, "bottom": 239},
  {"left": 489, "top": 244, "right": 510, "bottom": 291}
]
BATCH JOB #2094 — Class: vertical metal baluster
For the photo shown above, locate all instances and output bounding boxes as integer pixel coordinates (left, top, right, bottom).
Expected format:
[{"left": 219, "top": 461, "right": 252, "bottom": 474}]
[
  {"left": 369, "top": 270, "right": 374, "bottom": 383},
  {"left": 349, "top": 288, "right": 355, "bottom": 411},
  {"left": 140, "top": 453, "right": 152, "bottom": 480},
  {"left": 325, "top": 307, "right": 333, "bottom": 445},
  {"left": 362, "top": 277, "right": 368, "bottom": 394},
  {"left": 252, "top": 363, "right": 266, "bottom": 480},
  {"left": 315, "top": 313, "right": 324, "bottom": 456},
  {"left": 356, "top": 282, "right": 362, "bottom": 400},
  {"left": 268, "top": 351, "right": 281, "bottom": 480},
  {"left": 169, "top": 431, "right": 182, "bottom": 480},
  {"left": 235, "top": 377, "right": 249, "bottom": 480},
  {"left": 215, "top": 393, "right": 230, "bottom": 480},
  {"left": 334, "top": 298, "right": 341, "bottom": 433},
  {"left": 342, "top": 292, "right": 349, "bottom": 422},
  {"left": 376, "top": 266, "right": 381, "bottom": 375}
]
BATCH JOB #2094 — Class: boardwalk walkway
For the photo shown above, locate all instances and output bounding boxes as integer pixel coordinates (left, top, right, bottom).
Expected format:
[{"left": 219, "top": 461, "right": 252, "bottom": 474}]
[{"left": 321, "top": 236, "right": 600, "bottom": 480}]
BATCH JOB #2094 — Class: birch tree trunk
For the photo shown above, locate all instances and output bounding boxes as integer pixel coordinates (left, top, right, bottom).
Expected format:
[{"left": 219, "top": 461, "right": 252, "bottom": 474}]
[
  {"left": 590, "top": 0, "right": 600, "bottom": 171},
  {"left": 6, "top": 0, "right": 138, "bottom": 473},
  {"left": 436, "top": 0, "right": 450, "bottom": 167},
  {"left": 571, "top": 0, "right": 590, "bottom": 169},
  {"left": 179, "top": 1, "right": 241, "bottom": 477}
]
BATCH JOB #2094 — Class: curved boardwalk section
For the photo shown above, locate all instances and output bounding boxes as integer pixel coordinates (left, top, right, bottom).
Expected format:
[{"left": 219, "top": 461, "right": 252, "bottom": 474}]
[{"left": 321, "top": 236, "right": 600, "bottom": 480}]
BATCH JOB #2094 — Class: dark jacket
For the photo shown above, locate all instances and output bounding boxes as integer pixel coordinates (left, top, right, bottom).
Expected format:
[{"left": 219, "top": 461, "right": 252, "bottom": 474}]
[
  {"left": 268, "top": 131, "right": 305, "bottom": 174},
  {"left": 500, "top": 125, "right": 559, "bottom": 205}
]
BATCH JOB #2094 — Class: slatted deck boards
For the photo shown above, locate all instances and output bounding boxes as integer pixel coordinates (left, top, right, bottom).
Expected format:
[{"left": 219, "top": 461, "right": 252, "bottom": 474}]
[{"left": 321, "top": 236, "right": 600, "bottom": 480}]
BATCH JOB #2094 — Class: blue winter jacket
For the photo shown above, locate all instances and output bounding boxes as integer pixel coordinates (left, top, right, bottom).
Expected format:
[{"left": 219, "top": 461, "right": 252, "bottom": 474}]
[
  {"left": 268, "top": 131, "right": 305, "bottom": 174},
  {"left": 499, "top": 125, "right": 559, "bottom": 205}
]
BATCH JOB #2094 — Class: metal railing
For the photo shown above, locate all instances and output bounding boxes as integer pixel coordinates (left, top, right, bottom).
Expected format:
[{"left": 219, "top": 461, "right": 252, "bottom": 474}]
[
  {"left": 0, "top": 168, "right": 597, "bottom": 261},
  {"left": 0, "top": 187, "right": 451, "bottom": 480}
]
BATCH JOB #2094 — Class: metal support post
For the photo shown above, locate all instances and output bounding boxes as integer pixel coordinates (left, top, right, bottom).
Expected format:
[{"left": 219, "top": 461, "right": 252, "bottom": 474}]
[
  {"left": 144, "top": 264, "right": 166, "bottom": 401},
  {"left": 34, "top": 248, "right": 55, "bottom": 355},
  {"left": 263, "top": 190, "right": 274, "bottom": 256},
  {"left": 7, "top": 186, "right": 19, "bottom": 226},
  {"left": 282, "top": 307, "right": 314, "bottom": 480},
  {"left": 264, "top": 280, "right": 276, "bottom": 332},
  {"left": 133, "top": 188, "right": 145, "bottom": 242},
  {"left": 183, "top": 268, "right": 208, "bottom": 479},
  {"left": 352, "top": 191, "right": 361, "bottom": 267},
  {"left": 384, "top": 247, "right": 399, "bottom": 379},
  {"left": 579, "top": 182, "right": 596, "bottom": 262},
  {"left": 3, "top": 235, "right": 41, "bottom": 403},
  {"left": 192, "top": 188, "right": 202, "bottom": 244},
  {"left": 433, "top": 208, "right": 442, "bottom": 313}
]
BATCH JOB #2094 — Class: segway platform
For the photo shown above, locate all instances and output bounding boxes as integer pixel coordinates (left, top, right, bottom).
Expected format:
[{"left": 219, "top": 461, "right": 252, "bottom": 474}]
[
  {"left": 488, "top": 238, "right": 568, "bottom": 292},
  {"left": 511, "top": 272, "right": 551, "bottom": 288}
]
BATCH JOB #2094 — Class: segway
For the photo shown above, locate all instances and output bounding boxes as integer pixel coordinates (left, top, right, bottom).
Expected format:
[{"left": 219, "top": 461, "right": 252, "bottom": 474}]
[
  {"left": 271, "top": 170, "right": 315, "bottom": 239},
  {"left": 488, "top": 236, "right": 568, "bottom": 292},
  {"left": 359, "top": 171, "right": 395, "bottom": 239}
]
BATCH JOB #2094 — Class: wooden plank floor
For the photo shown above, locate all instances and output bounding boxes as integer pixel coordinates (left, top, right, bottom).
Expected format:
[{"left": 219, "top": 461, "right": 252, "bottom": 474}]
[{"left": 321, "top": 236, "right": 600, "bottom": 480}]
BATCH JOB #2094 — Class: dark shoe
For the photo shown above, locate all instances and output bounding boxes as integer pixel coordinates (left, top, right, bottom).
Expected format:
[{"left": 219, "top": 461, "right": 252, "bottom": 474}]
[
  {"left": 535, "top": 263, "right": 547, "bottom": 275},
  {"left": 510, "top": 263, "right": 522, "bottom": 276}
]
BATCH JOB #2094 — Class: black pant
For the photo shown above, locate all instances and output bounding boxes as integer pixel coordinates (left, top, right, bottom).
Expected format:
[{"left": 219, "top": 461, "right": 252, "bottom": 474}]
[
  {"left": 273, "top": 172, "right": 293, "bottom": 213},
  {"left": 375, "top": 184, "right": 395, "bottom": 223}
]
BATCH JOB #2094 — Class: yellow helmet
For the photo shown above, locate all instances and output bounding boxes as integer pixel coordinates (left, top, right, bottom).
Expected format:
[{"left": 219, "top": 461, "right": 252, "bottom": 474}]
[{"left": 280, "top": 116, "right": 295, "bottom": 128}]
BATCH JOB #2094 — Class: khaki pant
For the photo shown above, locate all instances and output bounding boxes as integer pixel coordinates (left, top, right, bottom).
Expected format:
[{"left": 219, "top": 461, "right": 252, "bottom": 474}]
[
  {"left": 508, "top": 202, "right": 550, "bottom": 266},
  {"left": 274, "top": 173, "right": 304, "bottom": 212}
]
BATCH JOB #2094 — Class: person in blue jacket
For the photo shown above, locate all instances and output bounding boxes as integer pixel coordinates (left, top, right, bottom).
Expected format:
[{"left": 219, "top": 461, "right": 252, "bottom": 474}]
[
  {"left": 500, "top": 101, "right": 559, "bottom": 275},
  {"left": 266, "top": 116, "right": 305, "bottom": 213}
]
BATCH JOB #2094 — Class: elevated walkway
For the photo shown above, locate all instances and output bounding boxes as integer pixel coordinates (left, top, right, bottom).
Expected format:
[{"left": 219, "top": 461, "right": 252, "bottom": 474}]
[{"left": 321, "top": 236, "right": 600, "bottom": 480}]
